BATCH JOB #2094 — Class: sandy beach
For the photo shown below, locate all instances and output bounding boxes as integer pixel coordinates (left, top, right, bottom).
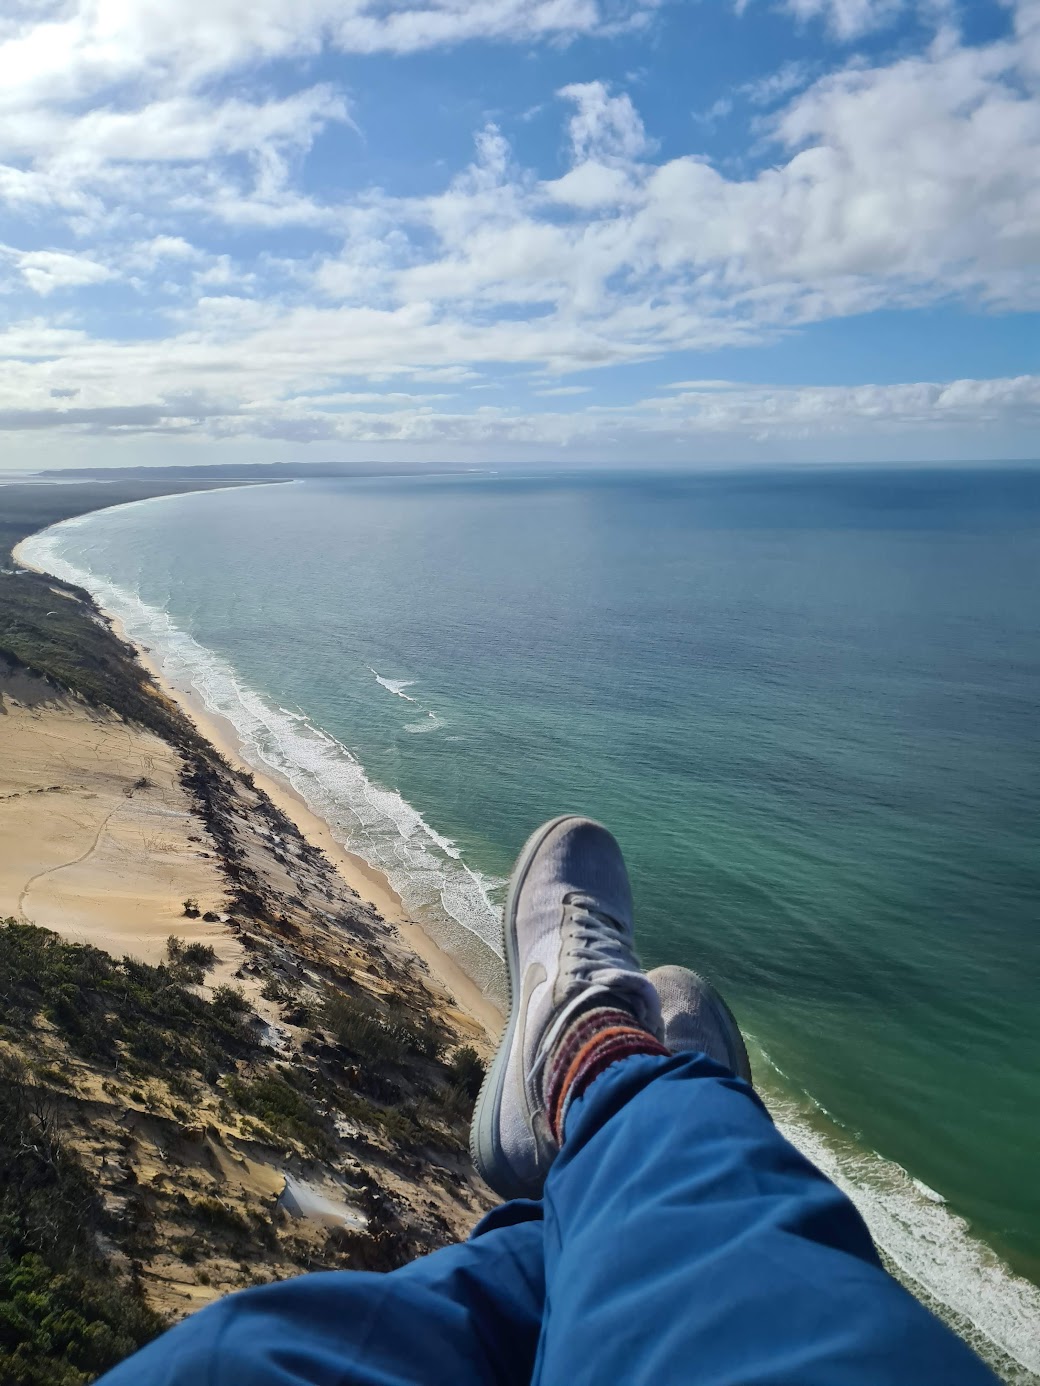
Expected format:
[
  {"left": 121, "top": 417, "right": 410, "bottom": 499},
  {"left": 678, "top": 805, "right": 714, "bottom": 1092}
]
[{"left": 9, "top": 537, "right": 502, "bottom": 1040}]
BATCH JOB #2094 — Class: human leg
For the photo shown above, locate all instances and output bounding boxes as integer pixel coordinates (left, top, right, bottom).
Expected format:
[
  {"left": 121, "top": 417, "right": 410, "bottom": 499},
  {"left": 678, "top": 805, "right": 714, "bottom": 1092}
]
[
  {"left": 535, "top": 1050, "right": 996, "bottom": 1385},
  {"left": 96, "top": 1203, "right": 544, "bottom": 1386},
  {"left": 473, "top": 816, "right": 997, "bottom": 1386}
]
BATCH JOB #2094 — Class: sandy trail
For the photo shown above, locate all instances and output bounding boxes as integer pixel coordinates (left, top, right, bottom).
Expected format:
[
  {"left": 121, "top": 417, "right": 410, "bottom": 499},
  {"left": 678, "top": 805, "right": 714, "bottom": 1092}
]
[
  {"left": 0, "top": 689, "right": 243, "bottom": 980},
  {"left": 18, "top": 798, "right": 123, "bottom": 919}
]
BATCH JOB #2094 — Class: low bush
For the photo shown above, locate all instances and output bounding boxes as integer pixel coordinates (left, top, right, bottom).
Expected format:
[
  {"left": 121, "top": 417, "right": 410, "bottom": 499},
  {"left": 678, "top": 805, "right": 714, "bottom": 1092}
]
[
  {"left": 165, "top": 938, "right": 218, "bottom": 985},
  {"left": 188, "top": 1198, "right": 250, "bottom": 1239},
  {"left": 446, "top": 1046, "right": 485, "bottom": 1101},
  {"left": 322, "top": 990, "right": 446, "bottom": 1071},
  {"left": 322, "top": 991, "right": 407, "bottom": 1068},
  {"left": 0, "top": 919, "right": 255, "bottom": 1082},
  {"left": 0, "top": 1054, "right": 164, "bottom": 1384},
  {"left": 225, "top": 1069, "right": 333, "bottom": 1159}
]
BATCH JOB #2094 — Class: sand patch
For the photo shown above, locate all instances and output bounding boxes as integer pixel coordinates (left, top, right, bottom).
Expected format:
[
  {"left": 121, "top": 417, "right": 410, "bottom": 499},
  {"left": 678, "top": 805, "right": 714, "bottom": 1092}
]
[{"left": 0, "top": 689, "right": 241, "bottom": 978}]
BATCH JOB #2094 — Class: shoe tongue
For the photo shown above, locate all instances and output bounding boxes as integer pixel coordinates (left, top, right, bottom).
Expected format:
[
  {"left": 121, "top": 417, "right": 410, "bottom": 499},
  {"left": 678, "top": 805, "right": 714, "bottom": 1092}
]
[
  {"left": 558, "top": 897, "right": 664, "bottom": 1040},
  {"left": 595, "top": 971, "right": 663, "bottom": 1037}
]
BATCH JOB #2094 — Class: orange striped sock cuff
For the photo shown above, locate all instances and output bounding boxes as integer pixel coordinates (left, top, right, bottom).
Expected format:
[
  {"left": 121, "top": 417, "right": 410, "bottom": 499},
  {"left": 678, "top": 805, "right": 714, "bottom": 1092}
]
[{"left": 544, "top": 1006, "right": 668, "bottom": 1143}]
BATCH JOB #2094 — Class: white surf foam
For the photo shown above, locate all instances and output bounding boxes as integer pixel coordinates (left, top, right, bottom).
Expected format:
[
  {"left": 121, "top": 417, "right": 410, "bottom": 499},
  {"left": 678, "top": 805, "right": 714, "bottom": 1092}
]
[
  {"left": 371, "top": 668, "right": 446, "bottom": 733},
  {"left": 369, "top": 668, "right": 418, "bottom": 702},
  {"left": 403, "top": 714, "right": 444, "bottom": 734},
  {"left": 20, "top": 511, "right": 1040, "bottom": 1382},
  {"left": 759, "top": 1058, "right": 1040, "bottom": 1380}
]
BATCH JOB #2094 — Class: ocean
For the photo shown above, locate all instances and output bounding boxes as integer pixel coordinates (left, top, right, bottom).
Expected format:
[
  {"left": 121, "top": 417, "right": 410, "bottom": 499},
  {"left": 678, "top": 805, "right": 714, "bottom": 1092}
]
[{"left": 20, "top": 467, "right": 1040, "bottom": 1378}]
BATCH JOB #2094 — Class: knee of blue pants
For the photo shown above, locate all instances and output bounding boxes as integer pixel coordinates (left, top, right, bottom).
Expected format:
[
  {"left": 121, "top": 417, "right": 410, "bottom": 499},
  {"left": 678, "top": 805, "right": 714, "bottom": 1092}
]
[{"left": 539, "top": 1051, "right": 996, "bottom": 1386}]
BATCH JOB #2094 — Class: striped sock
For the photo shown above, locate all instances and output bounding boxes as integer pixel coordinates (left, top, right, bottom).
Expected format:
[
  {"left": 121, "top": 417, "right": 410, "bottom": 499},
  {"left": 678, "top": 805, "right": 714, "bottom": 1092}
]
[{"left": 542, "top": 1003, "right": 668, "bottom": 1144}]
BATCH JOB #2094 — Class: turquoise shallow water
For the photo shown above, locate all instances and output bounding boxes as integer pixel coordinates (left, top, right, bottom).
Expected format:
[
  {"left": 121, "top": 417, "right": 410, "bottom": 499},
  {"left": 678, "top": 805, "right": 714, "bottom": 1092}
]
[{"left": 21, "top": 468, "right": 1040, "bottom": 1376}]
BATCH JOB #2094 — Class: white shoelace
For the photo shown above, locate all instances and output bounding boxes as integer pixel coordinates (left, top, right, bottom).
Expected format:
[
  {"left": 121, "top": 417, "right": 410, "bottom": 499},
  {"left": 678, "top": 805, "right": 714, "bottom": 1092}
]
[{"left": 561, "top": 897, "right": 637, "bottom": 982}]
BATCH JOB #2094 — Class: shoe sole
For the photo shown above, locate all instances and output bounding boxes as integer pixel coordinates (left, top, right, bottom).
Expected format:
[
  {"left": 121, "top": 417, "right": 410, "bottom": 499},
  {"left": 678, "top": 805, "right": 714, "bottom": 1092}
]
[
  {"left": 470, "top": 814, "right": 592, "bottom": 1199},
  {"left": 696, "top": 975, "right": 754, "bottom": 1085},
  {"left": 706, "top": 981, "right": 753, "bottom": 1085},
  {"left": 648, "top": 965, "right": 753, "bottom": 1084}
]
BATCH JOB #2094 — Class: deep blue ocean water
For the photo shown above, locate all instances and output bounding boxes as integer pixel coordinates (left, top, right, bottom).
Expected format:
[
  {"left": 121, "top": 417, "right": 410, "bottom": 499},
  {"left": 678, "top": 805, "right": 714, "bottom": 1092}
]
[{"left": 21, "top": 467, "right": 1040, "bottom": 1376}]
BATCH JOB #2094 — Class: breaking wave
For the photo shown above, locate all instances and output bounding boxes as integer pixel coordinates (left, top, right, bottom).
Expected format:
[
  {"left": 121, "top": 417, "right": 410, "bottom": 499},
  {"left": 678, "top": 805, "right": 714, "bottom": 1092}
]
[{"left": 369, "top": 669, "right": 418, "bottom": 703}]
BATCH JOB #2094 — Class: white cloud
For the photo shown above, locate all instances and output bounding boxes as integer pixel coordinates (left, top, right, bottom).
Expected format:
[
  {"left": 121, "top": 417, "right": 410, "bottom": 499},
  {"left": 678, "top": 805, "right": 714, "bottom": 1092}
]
[
  {"left": 294, "top": 16, "right": 1040, "bottom": 377},
  {"left": 17, "top": 372, "right": 1035, "bottom": 469},
  {"left": 427, "top": 18, "right": 1039, "bottom": 329},
  {"left": 0, "top": 0, "right": 1036, "bottom": 465},
  {"left": 0, "top": 0, "right": 652, "bottom": 110},
  {"left": 740, "top": 61, "right": 814, "bottom": 106},
  {"left": 0, "top": 1, "right": 645, "bottom": 230},
  {"left": 645, "top": 374, "right": 1040, "bottom": 432},
  {"left": 694, "top": 96, "right": 735, "bottom": 127},
  {"left": 782, "top": 0, "right": 906, "bottom": 40},
  {"left": 543, "top": 159, "right": 638, "bottom": 208},
  {"left": 738, "top": 0, "right": 964, "bottom": 40},
  {"left": 133, "top": 236, "right": 200, "bottom": 265},
  {"left": 0, "top": 293, "right": 1034, "bottom": 451},
  {"left": 559, "top": 80, "right": 652, "bottom": 163},
  {"left": 4, "top": 247, "right": 114, "bottom": 295},
  {"left": 0, "top": 89, "right": 349, "bottom": 165}
]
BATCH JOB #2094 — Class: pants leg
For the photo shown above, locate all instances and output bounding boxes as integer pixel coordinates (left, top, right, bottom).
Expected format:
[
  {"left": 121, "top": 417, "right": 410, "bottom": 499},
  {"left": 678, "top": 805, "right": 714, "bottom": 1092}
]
[
  {"left": 98, "top": 1201, "right": 544, "bottom": 1386},
  {"left": 535, "top": 1052, "right": 996, "bottom": 1386}
]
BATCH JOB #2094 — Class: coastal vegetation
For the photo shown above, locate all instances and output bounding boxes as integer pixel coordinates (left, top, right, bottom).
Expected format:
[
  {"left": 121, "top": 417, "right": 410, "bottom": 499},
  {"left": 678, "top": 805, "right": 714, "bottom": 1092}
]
[
  {"left": 0, "top": 482, "right": 229, "bottom": 743},
  {"left": 0, "top": 479, "right": 492, "bottom": 1381},
  {"left": 0, "top": 908, "right": 487, "bottom": 1379},
  {"left": 0, "top": 1049, "right": 165, "bottom": 1386}
]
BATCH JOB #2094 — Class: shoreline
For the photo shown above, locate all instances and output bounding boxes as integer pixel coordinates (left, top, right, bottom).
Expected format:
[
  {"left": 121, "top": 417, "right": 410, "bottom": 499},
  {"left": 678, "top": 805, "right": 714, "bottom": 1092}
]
[
  {"left": 13, "top": 535, "right": 502, "bottom": 1040},
  {"left": 120, "top": 619, "right": 505, "bottom": 1041},
  {"left": 3, "top": 494, "right": 505, "bottom": 1339}
]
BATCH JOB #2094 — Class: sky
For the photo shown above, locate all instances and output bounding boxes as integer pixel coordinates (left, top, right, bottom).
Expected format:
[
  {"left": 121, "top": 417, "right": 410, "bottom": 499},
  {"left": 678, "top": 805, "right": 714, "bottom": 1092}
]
[{"left": 0, "top": 0, "right": 1038, "bottom": 471}]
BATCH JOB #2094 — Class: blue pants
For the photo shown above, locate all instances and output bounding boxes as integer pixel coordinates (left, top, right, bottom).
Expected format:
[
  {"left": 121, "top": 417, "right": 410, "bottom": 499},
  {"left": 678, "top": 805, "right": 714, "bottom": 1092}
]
[{"left": 100, "top": 1053, "right": 996, "bottom": 1385}]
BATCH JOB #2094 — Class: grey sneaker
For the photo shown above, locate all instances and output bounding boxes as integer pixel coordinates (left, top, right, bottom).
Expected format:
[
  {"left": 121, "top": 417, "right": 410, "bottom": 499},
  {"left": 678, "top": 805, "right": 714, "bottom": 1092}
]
[
  {"left": 471, "top": 815, "right": 662, "bottom": 1200},
  {"left": 648, "top": 964, "right": 753, "bottom": 1084}
]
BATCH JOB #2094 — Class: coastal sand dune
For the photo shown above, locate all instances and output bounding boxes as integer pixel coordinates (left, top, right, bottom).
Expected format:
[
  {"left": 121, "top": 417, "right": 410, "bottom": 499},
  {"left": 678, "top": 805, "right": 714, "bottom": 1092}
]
[
  {"left": 0, "top": 666, "right": 498, "bottom": 1320},
  {"left": 0, "top": 681, "right": 241, "bottom": 978}
]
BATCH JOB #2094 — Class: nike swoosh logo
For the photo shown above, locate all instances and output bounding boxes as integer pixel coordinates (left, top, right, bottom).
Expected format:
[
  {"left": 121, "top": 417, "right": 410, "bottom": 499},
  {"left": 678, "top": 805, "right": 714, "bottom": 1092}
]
[{"left": 517, "top": 959, "right": 548, "bottom": 1110}]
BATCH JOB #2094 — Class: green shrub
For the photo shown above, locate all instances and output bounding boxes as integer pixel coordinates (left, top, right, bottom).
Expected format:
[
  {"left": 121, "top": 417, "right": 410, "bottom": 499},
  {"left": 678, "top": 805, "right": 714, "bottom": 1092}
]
[
  {"left": 0, "top": 1054, "right": 164, "bottom": 1384},
  {"left": 322, "top": 989, "right": 446, "bottom": 1070},
  {"left": 225, "top": 1070, "right": 333, "bottom": 1159},
  {"left": 165, "top": 938, "right": 217, "bottom": 985},
  {"left": 446, "top": 1046, "right": 485, "bottom": 1100},
  {"left": 0, "top": 920, "right": 255, "bottom": 1083},
  {"left": 400, "top": 1016, "right": 444, "bottom": 1063},
  {"left": 323, "top": 991, "right": 407, "bottom": 1067},
  {"left": 188, "top": 1198, "right": 250, "bottom": 1238},
  {"left": 211, "top": 985, "right": 250, "bottom": 1019}
]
